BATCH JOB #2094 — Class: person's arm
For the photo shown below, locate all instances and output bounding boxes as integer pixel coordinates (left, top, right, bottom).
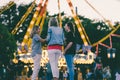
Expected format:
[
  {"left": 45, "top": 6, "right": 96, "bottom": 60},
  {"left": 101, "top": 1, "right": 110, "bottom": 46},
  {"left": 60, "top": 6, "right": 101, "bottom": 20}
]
[
  {"left": 39, "top": 38, "right": 46, "bottom": 42},
  {"left": 64, "top": 42, "right": 73, "bottom": 54},
  {"left": 63, "top": 41, "right": 73, "bottom": 55},
  {"left": 63, "top": 32, "right": 74, "bottom": 54},
  {"left": 46, "top": 28, "right": 52, "bottom": 42},
  {"left": 94, "top": 64, "right": 97, "bottom": 73},
  {"left": 34, "top": 34, "right": 46, "bottom": 42}
]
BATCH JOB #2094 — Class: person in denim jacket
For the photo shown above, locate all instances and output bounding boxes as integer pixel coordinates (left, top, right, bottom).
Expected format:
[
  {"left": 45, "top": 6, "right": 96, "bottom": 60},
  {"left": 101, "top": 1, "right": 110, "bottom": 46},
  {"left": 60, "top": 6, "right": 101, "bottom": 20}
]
[
  {"left": 30, "top": 25, "right": 45, "bottom": 80},
  {"left": 46, "top": 17, "right": 64, "bottom": 80}
]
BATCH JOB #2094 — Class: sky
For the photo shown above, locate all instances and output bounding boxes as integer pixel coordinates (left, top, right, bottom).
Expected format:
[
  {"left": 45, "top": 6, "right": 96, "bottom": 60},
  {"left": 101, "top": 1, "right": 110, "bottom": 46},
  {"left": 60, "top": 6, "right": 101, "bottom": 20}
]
[{"left": 0, "top": 0, "right": 120, "bottom": 22}]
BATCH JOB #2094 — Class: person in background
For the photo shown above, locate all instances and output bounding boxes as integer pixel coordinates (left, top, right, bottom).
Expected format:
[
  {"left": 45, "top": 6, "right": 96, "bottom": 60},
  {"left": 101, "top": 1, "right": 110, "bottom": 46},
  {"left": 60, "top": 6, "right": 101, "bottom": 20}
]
[
  {"left": 115, "top": 66, "right": 120, "bottom": 80},
  {"left": 27, "top": 65, "right": 32, "bottom": 79},
  {"left": 63, "top": 22, "right": 76, "bottom": 80},
  {"left": 46, "top": 62, "right": 53, "bottom": 80},
  {"left": 46, "top": 17, "right": 64, "bottom": 80},
  {"left": 77, "top": 68, "right": 83, "bottom": 80},
  {"left": 63, "top": 69, "right": 68, "bottom": 80},
  {"left": 30, "top": 25, "right": 45, "bottom": 80},
  {"left": 59, "top": 67, "right": 64, "bottom": 80},
  {"left": 86, "top": 68, "right": 94, "bottom": 80},
  {"left": 38, "top": 66, "right": 46, "bottom": 80},
  {"left": 102, "top": 66, "right": 111, "bottom": 80},
  {"left": 94, "top": 57, "right": 103, "bottom": 80}
]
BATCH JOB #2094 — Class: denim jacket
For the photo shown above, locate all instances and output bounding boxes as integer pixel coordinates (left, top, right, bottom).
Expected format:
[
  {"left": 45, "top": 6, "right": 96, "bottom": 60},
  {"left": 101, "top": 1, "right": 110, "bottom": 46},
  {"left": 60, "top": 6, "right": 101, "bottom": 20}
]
[
  {"left": 31, "top": 34, "right": 42, "bottom": 57},
  {"left": 46, "top": 26, "right": 64, "bottom": 46}
]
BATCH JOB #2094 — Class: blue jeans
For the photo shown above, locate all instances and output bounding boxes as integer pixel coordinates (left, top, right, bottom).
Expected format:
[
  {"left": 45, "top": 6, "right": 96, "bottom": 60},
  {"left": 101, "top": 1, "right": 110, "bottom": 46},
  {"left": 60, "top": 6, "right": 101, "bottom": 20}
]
[
  {"left": 65, "top": 54, "right": 74, "bottom": 80},
  {"left": 46, "top": 72, "right": 53, "bottom": 80}
]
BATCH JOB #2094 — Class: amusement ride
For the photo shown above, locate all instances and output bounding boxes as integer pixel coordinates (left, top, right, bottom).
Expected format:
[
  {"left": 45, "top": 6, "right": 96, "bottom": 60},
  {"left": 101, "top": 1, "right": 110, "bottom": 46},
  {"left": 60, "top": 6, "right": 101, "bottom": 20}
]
[{"left": 0, "top": 0, "right": 120, "bottom": 66}]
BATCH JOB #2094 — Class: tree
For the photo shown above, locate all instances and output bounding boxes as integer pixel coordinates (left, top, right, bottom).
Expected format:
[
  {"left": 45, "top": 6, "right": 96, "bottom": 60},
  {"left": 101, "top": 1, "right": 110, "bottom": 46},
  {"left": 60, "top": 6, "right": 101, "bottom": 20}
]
[
  {"left": 0, "top": 3, "right": 34, "bottom": 42},
  {"left": 0, "top": 23, "right": 17, "bottom": 65}
]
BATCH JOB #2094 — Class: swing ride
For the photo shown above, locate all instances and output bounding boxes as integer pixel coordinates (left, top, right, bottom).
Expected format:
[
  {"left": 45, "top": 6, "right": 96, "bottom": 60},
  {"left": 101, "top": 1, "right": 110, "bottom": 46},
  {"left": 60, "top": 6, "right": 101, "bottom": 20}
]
[{"left": 0, "top": 0, "right": 120, "bottom": 65}]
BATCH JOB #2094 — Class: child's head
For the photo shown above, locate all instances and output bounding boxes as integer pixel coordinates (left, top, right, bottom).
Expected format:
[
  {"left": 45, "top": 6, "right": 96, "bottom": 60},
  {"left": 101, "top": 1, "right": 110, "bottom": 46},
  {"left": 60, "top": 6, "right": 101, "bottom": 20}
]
[{"left": 30, "top": 25, "right": 40, "bottom": 38}]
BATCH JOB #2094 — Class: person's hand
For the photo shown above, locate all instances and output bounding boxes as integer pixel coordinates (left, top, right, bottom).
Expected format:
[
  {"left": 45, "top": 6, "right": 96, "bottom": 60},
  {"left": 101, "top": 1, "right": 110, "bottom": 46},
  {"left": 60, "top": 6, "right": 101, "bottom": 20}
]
[
  {"left": 62, "top": 51, "right": 65, "bottom": 55},
  {"left": 60, "top": 52, "right": 64, "bottom": 58}
]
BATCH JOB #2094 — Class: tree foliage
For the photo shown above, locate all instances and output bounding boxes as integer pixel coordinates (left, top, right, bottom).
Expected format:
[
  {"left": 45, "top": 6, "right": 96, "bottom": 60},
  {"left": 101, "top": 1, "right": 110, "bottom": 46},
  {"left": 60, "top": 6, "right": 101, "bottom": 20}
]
[
  {"left": 0, "top": 23, "right": 17, "bottom": 65},
  {"left": 0, "top": 3, "right": 34, "bottom": 42}
]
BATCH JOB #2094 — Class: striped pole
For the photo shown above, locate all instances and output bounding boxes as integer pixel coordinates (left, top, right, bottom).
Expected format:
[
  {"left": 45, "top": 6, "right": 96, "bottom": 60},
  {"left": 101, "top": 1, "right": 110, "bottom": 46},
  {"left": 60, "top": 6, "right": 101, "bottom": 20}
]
[
  {"left": 0, "top": 1, "right": 15, "bottom": 14},
  {"left": 11, "top": 0, "right": 36, "bottom": 34},
  {"left": 21, "top": 0, "right": 43, "bottom": 51},
  {"left": 66, "top": 0, "right": 89, "bottom": 46},
  {"left": 58, "top": 0, "right": 62, "bottom": 27}
]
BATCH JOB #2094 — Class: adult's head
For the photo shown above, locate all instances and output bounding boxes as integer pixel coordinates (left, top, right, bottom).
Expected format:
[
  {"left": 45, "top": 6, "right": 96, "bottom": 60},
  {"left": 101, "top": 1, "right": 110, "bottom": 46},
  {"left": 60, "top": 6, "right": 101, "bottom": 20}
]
[
  {"left": 64, "top": 21, "right": 75, "bottom": 34},
  {"left": 30, "top": 25, "right": 40, "bottom": 38},
  {"left": 48, "top": 17, "right": 59, "bottom": 27}
]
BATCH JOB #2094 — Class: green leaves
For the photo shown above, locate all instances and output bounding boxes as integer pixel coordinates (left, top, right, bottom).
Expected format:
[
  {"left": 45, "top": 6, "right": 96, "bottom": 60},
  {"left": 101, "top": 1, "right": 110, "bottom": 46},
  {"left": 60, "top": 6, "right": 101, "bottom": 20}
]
[{"left": 0, "top": 23, "right": 17, "bottom": 65}]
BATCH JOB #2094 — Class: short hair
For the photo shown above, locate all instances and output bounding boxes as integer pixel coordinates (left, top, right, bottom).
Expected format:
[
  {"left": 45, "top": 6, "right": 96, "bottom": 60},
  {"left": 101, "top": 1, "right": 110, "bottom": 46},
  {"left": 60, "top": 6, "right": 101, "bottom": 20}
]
[{"left": 48, "top": 17, "right": 59, "bottom": 27}]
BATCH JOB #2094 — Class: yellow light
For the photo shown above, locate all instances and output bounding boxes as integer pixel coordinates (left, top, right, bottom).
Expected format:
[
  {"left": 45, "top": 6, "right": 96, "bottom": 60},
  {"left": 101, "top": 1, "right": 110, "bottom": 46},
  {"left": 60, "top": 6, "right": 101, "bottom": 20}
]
[
  {"left": 24, "top": 35, "right": 28, "bottom": 39},
  {"left": 21, "top": 42, "right": 25, "bottom": 46},
  {"left": 107, "top": 53, "right": 110, "bottom": 58},
  {"left": 36, "top": 7, "right": 40, "bottom": 11},
  {"left": 30, "top": 21, "right": 34, "bottom": 25},
  {"left": 27, "top": 28, "right": 31, "bottom": 32},
  {"left": 12, "top": 58, "right": 18, "bottom": 64},
  {"left": 81, "top": 34, "right": 85, "bottom": 39},
  {"left": 112, "top": 53, "right": 115, "bottom": 58},
  {"left": 78, "top": 27, "right": 82, "bottom": 32},
  {"left": 33, "top": 14, "right": 38, "bottom": 18}
]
